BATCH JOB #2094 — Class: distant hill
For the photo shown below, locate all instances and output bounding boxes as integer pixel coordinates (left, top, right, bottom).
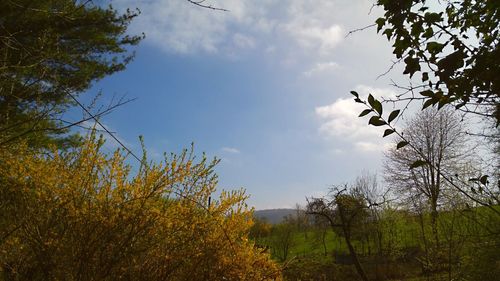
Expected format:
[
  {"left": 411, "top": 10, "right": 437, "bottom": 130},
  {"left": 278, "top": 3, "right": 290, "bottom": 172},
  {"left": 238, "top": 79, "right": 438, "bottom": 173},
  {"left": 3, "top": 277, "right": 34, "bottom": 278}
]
[{"left": 254, "top": 208, "right": 295, "bottom": 224}]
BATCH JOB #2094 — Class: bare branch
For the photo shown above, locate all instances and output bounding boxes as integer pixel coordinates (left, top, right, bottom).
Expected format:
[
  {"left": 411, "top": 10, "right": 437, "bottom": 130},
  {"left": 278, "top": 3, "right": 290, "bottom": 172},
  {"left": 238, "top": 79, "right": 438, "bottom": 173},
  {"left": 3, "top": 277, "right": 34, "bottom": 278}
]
[{"left": 186, "top": 0, "right": 228, "bottom": 12}]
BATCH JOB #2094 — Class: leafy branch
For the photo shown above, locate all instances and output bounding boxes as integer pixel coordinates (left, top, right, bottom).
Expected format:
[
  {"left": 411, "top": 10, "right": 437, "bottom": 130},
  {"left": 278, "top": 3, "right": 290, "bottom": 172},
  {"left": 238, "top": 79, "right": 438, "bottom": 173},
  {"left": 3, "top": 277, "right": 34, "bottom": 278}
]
[{"left": 350, "top": 90, "right": 500, "bottom": 215}]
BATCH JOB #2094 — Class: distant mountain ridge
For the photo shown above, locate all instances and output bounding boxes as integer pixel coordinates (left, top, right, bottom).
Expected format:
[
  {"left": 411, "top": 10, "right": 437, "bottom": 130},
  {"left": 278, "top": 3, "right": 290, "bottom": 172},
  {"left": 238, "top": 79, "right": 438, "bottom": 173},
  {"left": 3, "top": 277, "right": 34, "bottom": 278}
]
[{"left": 253, "top": 208, "right": 295, "bottom": 224}]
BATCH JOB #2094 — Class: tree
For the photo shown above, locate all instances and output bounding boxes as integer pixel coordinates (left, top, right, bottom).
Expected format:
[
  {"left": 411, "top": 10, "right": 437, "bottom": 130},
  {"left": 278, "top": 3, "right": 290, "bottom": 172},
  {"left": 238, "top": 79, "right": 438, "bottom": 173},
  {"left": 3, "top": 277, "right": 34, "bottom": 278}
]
[
  {"left": 384, "top": 107, "right": 471, "bottom": 248},
  {"left": 294, "top": 203, "right": 310, "bottom": 239},
  {"left": 0, "top": 0, "right": 142, "bottom": 148},
  {"left": 351, "top": 0, "right": 499, "bottom": 213},
  {"left": 270, "top": 218, "right": 295, "bottom": 262},
  {"left": 249, "top": 217, "right": 272, "bottom": 240},
  {"left": 352, "top": 172, "right": 385, "bottom": 257},
  {"left": 307, "top": 187, "right": 370, "bottom": 281},
  {"left": 374, "top": 0, "right": 499, "bottom": 125},
  {"left": 351, "top": 93, "right": 499, "bottom": 214},
  {"left": 311, "top": 213, "right": 330, "bottom": 256},
  {"left": 0, "top": 134, "right": 280, "bottom": 280}
]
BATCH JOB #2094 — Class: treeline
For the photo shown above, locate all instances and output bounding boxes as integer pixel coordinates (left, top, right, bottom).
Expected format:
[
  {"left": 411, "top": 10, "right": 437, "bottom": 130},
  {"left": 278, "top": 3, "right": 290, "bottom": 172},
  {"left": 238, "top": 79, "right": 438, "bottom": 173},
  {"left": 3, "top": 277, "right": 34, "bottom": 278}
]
[{"left": 251, "top": 197, "right": 499, "bottom": 280}]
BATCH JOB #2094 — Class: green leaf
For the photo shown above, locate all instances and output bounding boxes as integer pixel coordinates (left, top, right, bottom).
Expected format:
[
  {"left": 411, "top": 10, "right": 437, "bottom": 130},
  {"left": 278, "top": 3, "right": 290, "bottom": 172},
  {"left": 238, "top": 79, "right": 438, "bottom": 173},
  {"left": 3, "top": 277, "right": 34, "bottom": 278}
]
[
  {"left": 373, "top": 100, "right": 383, "bottom": 115},
  {"left": 350, "top": 91, "right": 359, "bottom": 98},
  {"left": 409, "top": 160, "right": 427, "bottom": 169},
  {"left": 368, "top": 116, "right": 386, "bottom": 126},
  {"left": 422, "top": 99, "right": 435, "bottom": 109},
  {"left": 438, "top": 96, "right": 449, "bottom": 109},
  {"left": 420, "top": 90, "right": 434, "bottom": 97},
  {"left": 437, "top": 50, "right": 465, "bottom": 72},
  {"left": 354, "top": 98, "right": 363, "bottom": 103},
  {"left": 388, "top": 110, "right": 400, "bottom": 123},
  {"left": 411, "top": 21, "right": 423, "bottom": 37},
  {"left": 383, "top": 129, "right": 395, "bottom": 137},
  {"left": 403, "top": 56, "right": 421, "bottom": 78},
  {"left": 423, "top": 28, "right": 434, "bottom": 39},
  {"left": 358, "top": 109, "right": 372, "bottom": 117},
  {"left": 397, "top": 141, "right": 409, "bottom": 149},
  {"left": 426, "top": 42, "right": 444, "bottom": 54},
  {"left": 422, "top": 72, "right": 429, "bottom": 82},
  {"left": 368, "top": 94, "right": 375, "bottom": 107},
  {"left": 375, "top": 18, "right": 385, "bottom": 32},
  {"left": 424, "top": 12, "right": 442, "bottom": 23},
  {"left": 479, "top": 175, "right": 489, "bottom": 185},
  {"left": 383, "top": 28, "right": 393, "bottom": 40},
  {"left": 368, "top": 94, "right": 382, "bottom": 115}
]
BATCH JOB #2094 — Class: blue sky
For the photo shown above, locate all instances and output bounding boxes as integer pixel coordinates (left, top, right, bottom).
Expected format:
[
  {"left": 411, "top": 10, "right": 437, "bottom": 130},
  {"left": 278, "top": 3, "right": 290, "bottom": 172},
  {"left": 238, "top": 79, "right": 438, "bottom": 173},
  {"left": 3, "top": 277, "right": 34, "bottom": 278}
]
[{"left": 81, "top": 0, "right": 410, "bottom": 209}]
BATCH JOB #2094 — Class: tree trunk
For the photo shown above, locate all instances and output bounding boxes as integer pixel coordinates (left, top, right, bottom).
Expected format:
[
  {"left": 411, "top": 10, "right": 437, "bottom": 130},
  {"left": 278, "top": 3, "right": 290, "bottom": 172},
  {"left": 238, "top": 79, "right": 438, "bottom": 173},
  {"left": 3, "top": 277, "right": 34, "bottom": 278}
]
[
  {"left": 342, "top": 226, "right": 368, "bottom": 281},
  {"left": 430, "top": 198, "right": 440, "bottom": 249},
  {"left": 337, "top": 206, "right": 369, "bottom": 281}
]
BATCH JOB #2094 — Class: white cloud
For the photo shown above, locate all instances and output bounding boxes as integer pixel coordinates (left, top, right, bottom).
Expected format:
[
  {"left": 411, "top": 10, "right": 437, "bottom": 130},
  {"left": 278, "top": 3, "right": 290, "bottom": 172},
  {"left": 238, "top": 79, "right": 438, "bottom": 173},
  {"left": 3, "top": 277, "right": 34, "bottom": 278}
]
[
  {"left": 354, "top": 141, "right": 379, "bottom": 152},
  {"left": 316, "top": 97, "right": 377, "bottom": 139},
  {"left": 303, "top": 61, "right": 340, "bottom": 77},
  {"left": 232, "top": 33, "right": 256, "bottom": 49},
  {"left": 315, "top": 85, "right": 398, "bottom": 151},
  {"left": 285, "top": 24, "right": 343, "bottom": 54},
  {"left": 221, "top": 147, "right": 240, "bottom": 154},
  {"left": 279, "top": 0, "right": 346, "bottom": 55},
  {"left": 353, "top": 84, "right": 397, "bottom": 100},
  {"left": 113, "top": 0, "right": 347, "bottom": 56},
  {"left": 265, "top": 45, "right": 276, "bottom": 53},
  {"left": 355, "top": 141, "right": 394, "bottom": 153},
  {"left": 332, "top": 148, "right": 344, "bottom": 154},
  {"left": 113, "top": 0, "right": 274, "bottom": 54}
]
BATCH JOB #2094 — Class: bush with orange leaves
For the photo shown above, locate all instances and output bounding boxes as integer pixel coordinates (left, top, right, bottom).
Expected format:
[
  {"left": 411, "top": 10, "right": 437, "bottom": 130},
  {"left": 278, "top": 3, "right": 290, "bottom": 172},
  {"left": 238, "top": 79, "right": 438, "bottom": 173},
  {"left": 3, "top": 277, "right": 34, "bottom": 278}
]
[{"left": 0, "top": 135, "right": 280, "bottom": 280}]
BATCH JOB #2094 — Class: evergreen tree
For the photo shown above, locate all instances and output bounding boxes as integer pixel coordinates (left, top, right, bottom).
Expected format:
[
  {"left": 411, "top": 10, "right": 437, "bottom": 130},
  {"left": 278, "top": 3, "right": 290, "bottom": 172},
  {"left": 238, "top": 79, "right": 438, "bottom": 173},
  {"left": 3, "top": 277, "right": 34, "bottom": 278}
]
[{"left": 0, "top": 0, "right": 142, "bottom": 148}]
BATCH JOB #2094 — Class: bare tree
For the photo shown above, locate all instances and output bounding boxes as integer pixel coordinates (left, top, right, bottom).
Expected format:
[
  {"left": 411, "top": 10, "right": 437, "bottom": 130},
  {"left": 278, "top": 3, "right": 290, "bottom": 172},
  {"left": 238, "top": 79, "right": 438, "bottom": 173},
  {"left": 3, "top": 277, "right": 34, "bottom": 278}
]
[
  {"left": 294, "top": 203, "right": 310, "bottom": 239},
  {"left": 384, "top": 107, "right": 471, "bottom": 248}
]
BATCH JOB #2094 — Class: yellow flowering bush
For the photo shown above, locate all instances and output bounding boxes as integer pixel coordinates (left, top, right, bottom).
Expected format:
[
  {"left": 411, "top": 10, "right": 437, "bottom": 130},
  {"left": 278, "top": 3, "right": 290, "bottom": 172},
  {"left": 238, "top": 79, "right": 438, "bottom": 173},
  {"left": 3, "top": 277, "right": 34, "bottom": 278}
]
[{"left": 0, "top": 135, "right": 280, "bottom": 280}]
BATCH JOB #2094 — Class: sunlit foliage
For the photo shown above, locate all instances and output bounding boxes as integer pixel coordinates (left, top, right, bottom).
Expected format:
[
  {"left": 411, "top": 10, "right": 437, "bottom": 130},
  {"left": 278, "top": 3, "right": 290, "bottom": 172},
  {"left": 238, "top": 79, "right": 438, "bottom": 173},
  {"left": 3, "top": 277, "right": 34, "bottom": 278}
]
[{"left": 0, "top": 135, "right": 280, "bottom": 280}]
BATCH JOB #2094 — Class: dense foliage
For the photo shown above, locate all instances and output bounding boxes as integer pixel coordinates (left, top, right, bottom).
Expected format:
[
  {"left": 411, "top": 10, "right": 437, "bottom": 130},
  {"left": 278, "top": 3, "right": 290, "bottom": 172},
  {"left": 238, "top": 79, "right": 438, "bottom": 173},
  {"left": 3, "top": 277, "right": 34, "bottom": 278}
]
[
  {"left": 0, "top": 136, "right": 280, "bottom": 280},
  {"left": 375, "top": 0, "right": 499, "bottom": 125},
  {"left": 0, "top": 0, "right": 142, "bottom": 148}
]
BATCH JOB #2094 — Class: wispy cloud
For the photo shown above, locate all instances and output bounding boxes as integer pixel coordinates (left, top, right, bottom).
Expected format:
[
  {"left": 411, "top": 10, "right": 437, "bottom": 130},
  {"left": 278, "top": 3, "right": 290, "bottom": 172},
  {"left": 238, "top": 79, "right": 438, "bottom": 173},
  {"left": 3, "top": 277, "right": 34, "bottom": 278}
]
[
  {"left": 285, "top": 24, "right": 343, "bottom": 54},
  {"left": 303, "top": 61, "right": 340, "bottom": 77},
  {"left": 221, "top": 147, "right": 240, "bottom": 154},
  {"left": 114, "top": 0, "right": 346, "bottom": 56},
  {"left": 114, "top": 0, "right": 271, "bottom": 54},
  {"left": 80, "top": 120, "right": 134, "bottom": 151},
  {"left": 232, "top": 33, "right": 256, "bottom": 49}
]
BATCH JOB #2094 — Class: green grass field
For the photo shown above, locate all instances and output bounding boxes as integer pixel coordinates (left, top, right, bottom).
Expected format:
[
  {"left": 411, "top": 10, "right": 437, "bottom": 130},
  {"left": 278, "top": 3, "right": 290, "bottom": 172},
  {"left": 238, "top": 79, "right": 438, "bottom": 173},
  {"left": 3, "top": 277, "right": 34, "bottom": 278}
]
[{"left": 251, "top": 206, "right": 500, "bottom": 280}]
